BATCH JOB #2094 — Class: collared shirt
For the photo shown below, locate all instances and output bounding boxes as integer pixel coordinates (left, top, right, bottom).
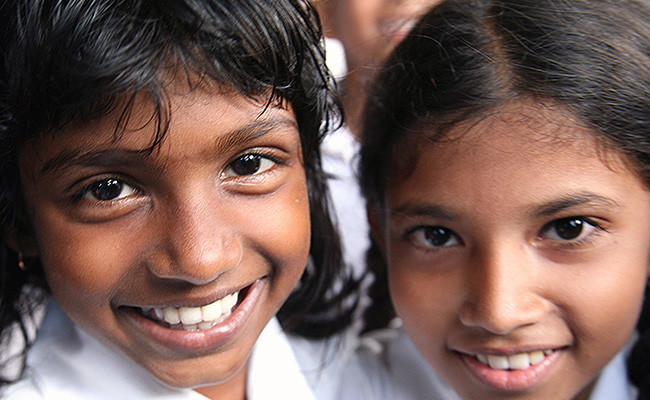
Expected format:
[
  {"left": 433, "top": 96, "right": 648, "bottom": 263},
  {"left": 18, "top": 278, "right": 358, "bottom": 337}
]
[{"left": 2, "top": 300, "right": 326, "bottom": 400}]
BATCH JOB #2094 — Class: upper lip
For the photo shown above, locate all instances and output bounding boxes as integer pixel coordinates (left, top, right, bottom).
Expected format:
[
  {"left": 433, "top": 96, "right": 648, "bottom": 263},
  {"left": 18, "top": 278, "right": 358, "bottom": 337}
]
[
  {"left": 452, "top": 344, "right": 566, "bottom": 357},
  {"left": 115, "top": 280, "right": 256, "bottom": 309}
]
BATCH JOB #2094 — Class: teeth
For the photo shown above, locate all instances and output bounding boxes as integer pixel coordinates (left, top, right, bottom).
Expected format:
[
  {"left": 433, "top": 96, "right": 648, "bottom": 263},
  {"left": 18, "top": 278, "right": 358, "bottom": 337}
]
[
  {"left": 530, "top": 350, "right": 545, "bottom": 364},
  {"left": 163, "top": 307, "right": 180, "bottom": 325},
  {"left": 475, "top": 349, "right": 553, "bottom": 370},
  {"left": 143, "top": 290, "right": 241, "bottom": 331},
  {"left": 179, "top": 307, "right": 203, "bottom": 325},
  {"left": 507, "top": 353, "right": 530, "bottom": 370},
  {"left": 201, "top": 301, "right": 222, "bottom": 321},
  {"left": 198, "top": 321, "right": 216, "bottom": 330},
  {"left": 183, "top": 323, "right": 199, "bottom": 331},
  {"left": 487, "top": 355, "right": 510, "bottom": 370}
]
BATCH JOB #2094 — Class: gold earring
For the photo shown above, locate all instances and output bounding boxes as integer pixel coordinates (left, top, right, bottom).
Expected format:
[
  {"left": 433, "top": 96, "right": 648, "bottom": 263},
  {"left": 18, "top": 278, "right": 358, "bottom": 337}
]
[{"left": 18, "top": 252, "right": 26, "bottom": 272}]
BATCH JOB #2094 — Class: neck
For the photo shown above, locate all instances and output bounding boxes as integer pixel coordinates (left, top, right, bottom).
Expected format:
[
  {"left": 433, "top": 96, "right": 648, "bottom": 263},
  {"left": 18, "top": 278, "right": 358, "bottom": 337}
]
[{"left": 573, "top": 378, "right": 598, "bottom": 400}]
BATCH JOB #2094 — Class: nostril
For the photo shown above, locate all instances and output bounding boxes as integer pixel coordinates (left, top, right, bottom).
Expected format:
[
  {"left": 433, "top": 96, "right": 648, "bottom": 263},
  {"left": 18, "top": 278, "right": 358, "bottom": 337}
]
[
  {"left": 145, "top": 238, "right": 243, "bottom": 285},
  {"left": 459, "top": 291, "right": 548, "bottom": 335}
]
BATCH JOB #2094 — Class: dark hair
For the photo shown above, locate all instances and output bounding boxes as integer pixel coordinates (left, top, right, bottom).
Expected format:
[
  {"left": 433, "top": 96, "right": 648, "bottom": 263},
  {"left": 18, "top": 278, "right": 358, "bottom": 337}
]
[
  {"left": 0, "top": 0, "right": 357, "bottom": 383},
  {"left": 358, "top": 0, "right": 650, "bottom": 397}
]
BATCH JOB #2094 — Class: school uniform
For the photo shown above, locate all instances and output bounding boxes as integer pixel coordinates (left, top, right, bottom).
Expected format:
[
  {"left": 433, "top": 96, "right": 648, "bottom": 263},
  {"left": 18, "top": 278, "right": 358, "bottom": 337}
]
[
  {"left": 337, "top": 322, "right": 636, "bottom": 400},
  {"left": 321, "top": 124, "right": 369, "bottom": 277},
  {"left": 1, "top": 300, "right": 348, "bottom": 400}
]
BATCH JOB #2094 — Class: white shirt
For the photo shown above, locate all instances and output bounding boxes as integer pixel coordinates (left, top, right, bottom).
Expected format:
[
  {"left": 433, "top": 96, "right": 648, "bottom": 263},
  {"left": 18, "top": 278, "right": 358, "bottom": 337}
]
[
  {"left": 337, "top": 324, "right": 635, "bottom": 400},
  {"left": 321, "top": 125, "right": 369, "bottom": 277},
  {"left": 2, "top": 300, "right": 342, "bottom": 400}
]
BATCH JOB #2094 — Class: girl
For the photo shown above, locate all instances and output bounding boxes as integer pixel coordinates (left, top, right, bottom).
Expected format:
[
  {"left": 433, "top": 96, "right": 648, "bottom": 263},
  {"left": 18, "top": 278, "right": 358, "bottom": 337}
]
[
  {"left": 353, "top": 0, "right": 650, "bottom": 398},
  {"left": 0, "top": 0, "right": 357, "bottom": 399}
]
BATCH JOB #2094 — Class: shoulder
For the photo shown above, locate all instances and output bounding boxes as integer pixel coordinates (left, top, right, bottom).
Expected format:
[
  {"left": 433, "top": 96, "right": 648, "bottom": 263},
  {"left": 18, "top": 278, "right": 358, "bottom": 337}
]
[
  {"left": 1, "top": 369, "right": 43, "bottom": 400},
  {"left": 248, "top": 318, "right": 358, "bottom": 400},
  {"left": 285, "top": 327, "right": 358, "bottom": 400},
  {"left": 335, "top": 322, "right": 461, "bottom": 400},
  {"left": 2, "top": 300, "right": 204, "bottom": 400}
]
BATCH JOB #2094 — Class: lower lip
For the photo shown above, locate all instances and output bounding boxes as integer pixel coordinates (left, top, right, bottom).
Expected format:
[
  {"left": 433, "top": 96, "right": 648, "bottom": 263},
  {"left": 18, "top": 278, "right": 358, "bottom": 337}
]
[
  {"left": 461, "top": 350, "right": 562, "bottom": 393},
  {"left": 120, "top": 279, "right": 265, "bottom": 354}
]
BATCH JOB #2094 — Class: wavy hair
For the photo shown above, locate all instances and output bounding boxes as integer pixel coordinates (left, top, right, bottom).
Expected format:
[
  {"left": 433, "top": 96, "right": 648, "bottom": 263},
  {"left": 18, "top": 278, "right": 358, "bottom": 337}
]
[
  {"left": 359, "top": 0, "right": 650, "bottom": 397},
  {"left": 0, "top": 0, "right": 357, "bottom": 383}
]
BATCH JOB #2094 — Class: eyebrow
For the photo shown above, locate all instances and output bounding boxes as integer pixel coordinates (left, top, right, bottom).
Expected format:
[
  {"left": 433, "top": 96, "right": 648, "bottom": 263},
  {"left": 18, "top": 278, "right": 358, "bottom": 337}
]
[
  {"left": 390, "top": 192, "right": 620, "bottom": 221},
  {"left": 391, "top": 202, "right": 459, "bottom": 220},
  {"left": 39, "top": 115, "right": 298, "bottom": 176},
  {"left": 528, "top": 192, "right": 621, "bottom": 217}
]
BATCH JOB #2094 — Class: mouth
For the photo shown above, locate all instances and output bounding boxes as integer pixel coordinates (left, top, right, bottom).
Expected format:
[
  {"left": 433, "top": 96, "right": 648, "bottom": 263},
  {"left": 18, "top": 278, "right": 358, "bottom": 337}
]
[
  {"left": 134, "top": 286, "right": 248, "bottom": 332},
  {"left": 473, "top": 349, "right": 555, "bottom": 370},
  {"left": 120, "top": 279, "right": 266, "bottom": 353},
  {"left": 458, "top": 347, "right": 563, "bottom": 392}
]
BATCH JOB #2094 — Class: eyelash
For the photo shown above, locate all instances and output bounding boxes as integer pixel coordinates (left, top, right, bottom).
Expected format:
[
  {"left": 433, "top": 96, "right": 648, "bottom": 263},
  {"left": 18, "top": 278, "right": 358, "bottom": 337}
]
[
  {"left": 538, "top": 216, "right": 606, "bottom": 249},
  {"left": 69, "top": 151, "right": 285, "bottom": 203},
  {"left": 222, "top": 151, "right": 285, "bottom": 179},
  {"left": 403, "top": 216, "right": 606, "bottom": 252},
  {"left": 70, "top": 177, "right": 141, "bottom": 204},
  {"left": 405, "top": 225, "right": 463, "bottom": 251}
]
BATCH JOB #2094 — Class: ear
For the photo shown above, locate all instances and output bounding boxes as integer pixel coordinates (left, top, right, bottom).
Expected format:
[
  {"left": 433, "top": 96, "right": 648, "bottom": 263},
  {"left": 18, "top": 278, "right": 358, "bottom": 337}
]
[
  {"left": 367, "top": 203, "right": 387, "bottom": 257},
  {"left": 3, "top": 223, "right": 39, "bottom": 258}
]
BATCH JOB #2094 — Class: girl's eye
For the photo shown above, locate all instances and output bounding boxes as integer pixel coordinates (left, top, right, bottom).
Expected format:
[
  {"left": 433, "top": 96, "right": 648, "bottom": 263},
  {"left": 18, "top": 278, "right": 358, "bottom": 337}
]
[
  {"left": 540, "top": 217, "right": 599, "bottom": 242},
  {"left": 224, "top": 154, "right": 276, "bottom": 177},
  {"left": 81, "top": 179, "right": 138, "bottom": 201},
  {"left": 408, "top": 226, "right": 462, "bottom": 249}
]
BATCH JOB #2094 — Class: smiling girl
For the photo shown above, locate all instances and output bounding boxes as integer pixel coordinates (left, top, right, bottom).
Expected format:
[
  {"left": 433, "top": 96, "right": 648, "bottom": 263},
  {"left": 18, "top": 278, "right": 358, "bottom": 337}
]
[
  {"left": 0, "top": 1, "right": 356, "bottom": 399},
  {"left": 352, "top": 0, "right": 650, "bottom": 399}
]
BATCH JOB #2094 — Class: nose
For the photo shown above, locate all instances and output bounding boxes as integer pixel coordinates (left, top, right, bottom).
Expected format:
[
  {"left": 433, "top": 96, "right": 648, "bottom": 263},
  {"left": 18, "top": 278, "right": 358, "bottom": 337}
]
[
  {"left": 147, "top": 195, "right": 242, "bottom": 286},
  {"left": 458, "top": 241, "right": 548, "bottom": 335}
]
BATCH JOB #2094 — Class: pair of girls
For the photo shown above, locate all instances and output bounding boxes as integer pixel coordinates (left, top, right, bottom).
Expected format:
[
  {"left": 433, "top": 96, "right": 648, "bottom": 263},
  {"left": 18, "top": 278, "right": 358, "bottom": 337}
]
[{"left": 2, "top": 1, "right": 650, "bottom": 400}]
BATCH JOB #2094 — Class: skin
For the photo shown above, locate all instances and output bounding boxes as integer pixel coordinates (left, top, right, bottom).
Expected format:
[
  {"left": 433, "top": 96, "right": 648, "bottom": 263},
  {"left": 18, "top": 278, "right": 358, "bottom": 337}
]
[
  {"left": 18, "top": 85, "right": 310, "bottom": 400},
  {"left": 373, "top": 102, "right": 650, "bottom": 399},
  {"left": 316, "top": 0, "right": 442, "bottom": 137}
]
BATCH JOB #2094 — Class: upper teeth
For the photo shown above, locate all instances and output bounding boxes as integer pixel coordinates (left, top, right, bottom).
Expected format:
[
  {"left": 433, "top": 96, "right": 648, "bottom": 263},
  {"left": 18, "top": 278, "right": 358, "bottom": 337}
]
[
  {"left": 142, "top": 291, "right": 239, "bottom": 331},
  {"left": 475, "top": 349, "right": 553, "bottom": 370}
]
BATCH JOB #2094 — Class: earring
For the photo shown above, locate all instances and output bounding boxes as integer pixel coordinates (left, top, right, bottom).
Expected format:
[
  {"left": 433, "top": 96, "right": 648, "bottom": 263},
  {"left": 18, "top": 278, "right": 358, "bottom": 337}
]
[{"left": 18, "top": 252, "right": 26, "bottom": 272}]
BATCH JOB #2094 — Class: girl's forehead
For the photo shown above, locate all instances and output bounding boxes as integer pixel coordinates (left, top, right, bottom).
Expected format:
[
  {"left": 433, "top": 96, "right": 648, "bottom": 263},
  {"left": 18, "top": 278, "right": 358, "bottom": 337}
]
[
  {"left": 422, "top": 101, "right": 590, "bottom": 146},
  {"left": 20, "top": 89, "right": 299, "bottom": 178},
  {"left": 396, "top": 100, "right": 635, "bottom": 182},
  {"left": 386, "top": 102, "right": 649, "bottom": 222}
]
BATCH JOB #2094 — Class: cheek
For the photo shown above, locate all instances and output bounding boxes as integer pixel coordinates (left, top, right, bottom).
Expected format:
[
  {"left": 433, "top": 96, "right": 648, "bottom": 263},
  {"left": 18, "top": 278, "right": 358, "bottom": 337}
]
[
  {"left": 247, "top": 178, "right": 311, "bottom": 279},
  {"left": 568, "top": 260, "right": 647, "bottom": 345},
  {"left": 388, "top": 251, "right": 459, "bottom": 339},
  {"left": 578, "top": 237, "right": 650, "bottom": 334},
  {"left": 32, "top": 211, "right": 132, "bottom": 302}
]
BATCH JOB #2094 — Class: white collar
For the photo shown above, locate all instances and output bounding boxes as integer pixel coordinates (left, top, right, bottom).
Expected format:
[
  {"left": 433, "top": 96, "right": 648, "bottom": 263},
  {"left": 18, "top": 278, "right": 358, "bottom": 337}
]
[
  {"left": 246, "top": 314, "right": 316, "bottom": 400},
  {"left": 589, "top": 349, "right": 634, "bottom": 400},
  {"left": 5, "top": 299, "right": 317, "bottom": 400}
]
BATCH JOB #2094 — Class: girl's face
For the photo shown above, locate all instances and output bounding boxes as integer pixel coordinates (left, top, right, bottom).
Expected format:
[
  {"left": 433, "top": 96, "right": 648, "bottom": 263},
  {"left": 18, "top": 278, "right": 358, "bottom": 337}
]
[
  {"left": 377, "top": 102, "right": 650, "bottom": 399},
  {"left": 19, "top": 87, "right": 310, "bottom": 393}
]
